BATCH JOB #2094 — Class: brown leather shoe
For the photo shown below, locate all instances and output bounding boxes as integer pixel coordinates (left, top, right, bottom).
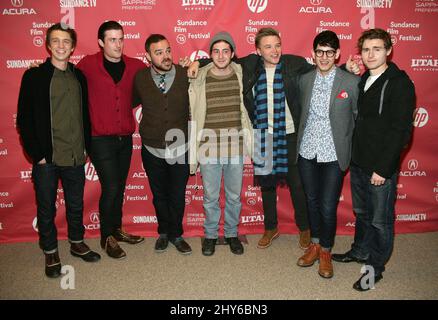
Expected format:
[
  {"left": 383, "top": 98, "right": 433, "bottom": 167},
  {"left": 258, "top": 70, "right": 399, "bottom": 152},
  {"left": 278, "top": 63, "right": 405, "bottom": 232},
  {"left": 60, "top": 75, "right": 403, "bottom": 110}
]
[
  {"left": 297, "top": 243, "right": 321, "bottom": 267},
  {"left": 299, "top": 229, "right": 311, "bottom": 250},
  {"left": 257, "top": 228, "right": 279, "bottom": 249},
  {"left": 113, "top": 228, "right": 144, "bottom": 244},
  {"left": 45, "top": 251, "right": 61, "bottom": 278},
  {"left": 101, "top": 236, "right": 126, "bottom": 259},
  {"left": 319, "top": 250, "right": 334, "bottom": 278}
]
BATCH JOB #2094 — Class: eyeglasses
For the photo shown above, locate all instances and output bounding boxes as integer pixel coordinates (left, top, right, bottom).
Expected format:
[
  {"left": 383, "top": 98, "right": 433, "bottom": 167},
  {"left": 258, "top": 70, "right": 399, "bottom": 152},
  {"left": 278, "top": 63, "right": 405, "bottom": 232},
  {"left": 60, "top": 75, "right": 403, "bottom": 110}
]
[{"left": 314, "top": 49, "right": 336, "bottom": 58}]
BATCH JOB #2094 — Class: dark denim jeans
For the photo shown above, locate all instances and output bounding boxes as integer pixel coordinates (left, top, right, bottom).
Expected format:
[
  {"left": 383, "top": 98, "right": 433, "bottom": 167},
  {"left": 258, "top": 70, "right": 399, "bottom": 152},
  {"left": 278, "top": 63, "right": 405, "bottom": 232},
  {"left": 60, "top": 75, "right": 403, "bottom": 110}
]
[
  {"left": 90, "top": 135, "right": 132, "bottom": 240},
  {"left": 32, "top": 163, "right": 85, "bottom": 253},
  {"left": 350, "top": 164, "right": 397, "bottom": 276},
  {"left": 262, "top": 133, "right": 309, "bottom": 231},
  {"left": 298, "top": 156, "right": 344, "bottom": 249},
  {"left": 141, "top": 146, "right": 189, "bottom": 240}
]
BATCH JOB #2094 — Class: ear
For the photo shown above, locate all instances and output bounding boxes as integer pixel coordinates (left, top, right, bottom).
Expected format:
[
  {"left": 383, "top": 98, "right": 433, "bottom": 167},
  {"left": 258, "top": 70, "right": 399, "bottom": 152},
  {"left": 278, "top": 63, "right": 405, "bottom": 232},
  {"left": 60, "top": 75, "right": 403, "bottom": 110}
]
[
  {"left": 386, "top": 47, "right": 392, "bottom": 57},
  {"left": 231, "top": 51, "right": 235, "bottom": 59},
  {"left": 311, "top": 49, "right": 315, "bottom": 61},
  {"left": 98, "top": 39, "right": 104, "bottom": 48},
  {"left": 145, "top": 51, "right": 152, "bottom": 62},
  {"left": 256, "top": 47, "right": 261, "bottom": 56},
  {"left": 335, "top": 49, "right": 340, "bottom": 59}
]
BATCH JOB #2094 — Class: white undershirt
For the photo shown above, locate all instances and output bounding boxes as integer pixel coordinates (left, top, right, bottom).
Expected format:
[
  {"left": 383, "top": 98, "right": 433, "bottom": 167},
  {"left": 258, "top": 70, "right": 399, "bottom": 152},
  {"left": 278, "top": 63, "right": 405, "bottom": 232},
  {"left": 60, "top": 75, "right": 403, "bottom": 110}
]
[
  {"left": 364, "top": 73, "right": 382, "bottom": 92},
  {"left": 265, "top": 67, "right": 295, "bottom": 134}
]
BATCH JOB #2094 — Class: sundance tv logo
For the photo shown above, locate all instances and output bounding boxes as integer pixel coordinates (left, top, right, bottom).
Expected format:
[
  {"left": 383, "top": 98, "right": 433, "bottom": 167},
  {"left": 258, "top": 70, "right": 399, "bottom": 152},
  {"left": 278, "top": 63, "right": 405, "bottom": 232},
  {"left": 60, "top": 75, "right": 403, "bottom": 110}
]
[
  {"left": 247, "top": 0, "right": 268, "bottom": 13},
  {"left": 3, "top": 0, "right": 36, "bottom": 15}
]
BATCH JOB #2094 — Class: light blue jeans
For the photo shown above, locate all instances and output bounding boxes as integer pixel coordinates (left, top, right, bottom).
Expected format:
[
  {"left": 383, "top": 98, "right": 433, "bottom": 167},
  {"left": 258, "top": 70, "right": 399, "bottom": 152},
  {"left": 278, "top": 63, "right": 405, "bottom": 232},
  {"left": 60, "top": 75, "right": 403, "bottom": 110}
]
[{"left": 200, "top": 156, "right": 244, "bottom": 239}]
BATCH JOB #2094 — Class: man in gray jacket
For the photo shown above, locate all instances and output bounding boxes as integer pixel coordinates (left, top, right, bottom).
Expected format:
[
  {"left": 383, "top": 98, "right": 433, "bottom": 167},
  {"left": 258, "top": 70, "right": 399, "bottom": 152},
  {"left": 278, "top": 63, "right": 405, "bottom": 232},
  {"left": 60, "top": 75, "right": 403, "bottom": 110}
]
[{"left": 295, "top": 31, "right": 359, "bottom": 279}]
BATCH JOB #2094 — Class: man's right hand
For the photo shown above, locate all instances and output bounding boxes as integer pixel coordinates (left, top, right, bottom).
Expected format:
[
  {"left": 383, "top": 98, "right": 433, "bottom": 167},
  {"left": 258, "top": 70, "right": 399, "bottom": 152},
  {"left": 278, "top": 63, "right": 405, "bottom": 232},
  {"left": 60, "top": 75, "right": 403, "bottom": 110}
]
[
  {"left": 38, "top": 158, "right": 46, "bottom": 164},
  {"left": 346, "top": 55, "right": 360, "bottom": 75},
  {"left": 187, "top": 61, "right": 200, "bottom": 78},
  {"left": 28, "top": 61, "right": 42, "bottom": 69}
]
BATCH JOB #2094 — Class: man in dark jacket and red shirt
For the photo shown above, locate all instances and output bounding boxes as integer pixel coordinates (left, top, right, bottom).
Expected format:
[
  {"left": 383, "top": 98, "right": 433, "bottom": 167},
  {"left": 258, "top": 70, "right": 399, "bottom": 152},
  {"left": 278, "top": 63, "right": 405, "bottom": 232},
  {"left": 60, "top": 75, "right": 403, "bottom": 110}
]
[
  {"left": 76, "top": 21, "right": 145, "bottom": 259},
  {"left": 332, "top": 29, "right": 415, "bottom": 291},
  {"left": 17, "top": 23, "right": 101, "bottom": 278}
]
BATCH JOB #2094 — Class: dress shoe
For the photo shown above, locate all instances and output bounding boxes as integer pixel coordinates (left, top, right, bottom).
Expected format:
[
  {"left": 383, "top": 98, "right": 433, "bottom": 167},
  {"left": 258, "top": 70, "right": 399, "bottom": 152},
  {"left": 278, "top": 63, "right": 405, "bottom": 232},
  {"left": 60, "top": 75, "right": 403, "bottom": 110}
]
[
  {"left": 225, "top": 237, "right": 244, "bottom": 255},
  {"left": 70, "top": 242, "right": 101, "bottom": 262},
  {"left": 332, "top": 251, "right": 366, "bottom": 263},
  {"left": 299, "top": 229, "right": 311, "bottom": 250},
  {"left": 202, "top": 238, "right": 217, "bottom": 256},
  {"left": 297, "top": 243, "right": 321, "bottom": 267},
  {"left": 101, "top": 235, "right": 126, "bottom": 259},
  {"left": 353, "top": 272, "right": 383, "bottom": 292},
  {"left": 113, "top": 228, "right": 144, "bottom": 244},
  {"left": 257, "top": 228, "right": 279, "bottom": 249},
  {"left": 318, "top": 250, "right": 333, "bottom": 278},
  {"left": 45, "top": 251, "right": 61, "bottom": 278},
  {"left": 155, "top": 237, "right": 169, "bottom": 253},
  {"left": 170, "top": 238, "right": 192, "bottom": 255}
]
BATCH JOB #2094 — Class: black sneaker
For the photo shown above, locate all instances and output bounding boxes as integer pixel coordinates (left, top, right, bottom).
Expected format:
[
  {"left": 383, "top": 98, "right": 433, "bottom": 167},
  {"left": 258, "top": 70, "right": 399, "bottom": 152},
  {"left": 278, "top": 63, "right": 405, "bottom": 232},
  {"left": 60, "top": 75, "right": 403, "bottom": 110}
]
[
  {"left": 225, "top": 237, "right": 244, "bottom": 255},
  {"left": 202, "top": 238, "right": 217, "bottom": 256},
  {"left": 170, "top": 238, "right": 192, "bottom": 255},
  {"left": 155, "top": 237, "right": 169, "bottom": 253}
]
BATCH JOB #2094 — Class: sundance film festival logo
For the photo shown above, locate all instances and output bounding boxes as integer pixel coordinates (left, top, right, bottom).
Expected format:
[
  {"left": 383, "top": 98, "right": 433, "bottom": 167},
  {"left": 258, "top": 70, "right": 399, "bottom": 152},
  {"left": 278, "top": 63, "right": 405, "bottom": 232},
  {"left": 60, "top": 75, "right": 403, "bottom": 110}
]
[
  {"left": 247, "top": 0, "right": 268, "bottom": 13},
  {"left": 413, "top": 107, "right": 429, "bottom": 128},
  {"left": 3, "top": 0, "right": 36, "bottom": 15}
]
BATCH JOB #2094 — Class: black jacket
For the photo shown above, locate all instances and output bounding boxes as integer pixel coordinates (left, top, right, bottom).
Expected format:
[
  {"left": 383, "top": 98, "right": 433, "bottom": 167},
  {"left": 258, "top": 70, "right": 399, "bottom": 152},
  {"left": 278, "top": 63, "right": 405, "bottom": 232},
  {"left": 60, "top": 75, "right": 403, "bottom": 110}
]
[
  {"left": 201, "top": 54, "right": 314, "bottom": 128},
  {"left": 352, "top": 62, "right": 415, "bottom": 178},
  {"left": 17, "top": 58, "right": 90, "bottom": 164}
]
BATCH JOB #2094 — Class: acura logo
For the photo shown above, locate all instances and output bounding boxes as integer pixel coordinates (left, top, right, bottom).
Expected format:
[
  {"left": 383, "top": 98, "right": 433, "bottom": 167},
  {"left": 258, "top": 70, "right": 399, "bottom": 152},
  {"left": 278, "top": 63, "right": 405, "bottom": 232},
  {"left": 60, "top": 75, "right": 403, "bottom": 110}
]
[
  {"left": 11, "top": 0, "right": 24, "bottom": 7},
  {"left": 310, "top": 0, "right": 323, "bottom": 5},
  {"left": 408, "top": 159, "right": 418, "bottom": 171},
  {"left": 90, "top": 212, "right": 100, "bottom": 224}
]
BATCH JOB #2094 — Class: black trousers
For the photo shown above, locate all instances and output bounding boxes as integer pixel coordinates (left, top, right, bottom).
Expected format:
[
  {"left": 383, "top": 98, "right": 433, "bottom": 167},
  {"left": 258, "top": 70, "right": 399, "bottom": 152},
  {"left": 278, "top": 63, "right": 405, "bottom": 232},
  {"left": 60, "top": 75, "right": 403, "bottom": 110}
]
[
  {"left": 90, "top": 135, "right": 132, "bottom": 240},
  {"left": 261, "top": 133, "right": 309, "bottom": 231},
  {"left": 141, "top": 146, "right": 189, "bottom": 240},
  {"left": 33, "top": 164, "right": 85, "bottom": 252}
]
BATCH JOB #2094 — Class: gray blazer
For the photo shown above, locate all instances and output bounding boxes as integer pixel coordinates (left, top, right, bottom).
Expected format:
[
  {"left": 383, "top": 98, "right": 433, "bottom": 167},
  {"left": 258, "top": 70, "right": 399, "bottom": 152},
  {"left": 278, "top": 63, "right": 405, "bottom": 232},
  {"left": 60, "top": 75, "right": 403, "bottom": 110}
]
[{"left": 296, "top": 68, "right": 360, "bottom": 171}]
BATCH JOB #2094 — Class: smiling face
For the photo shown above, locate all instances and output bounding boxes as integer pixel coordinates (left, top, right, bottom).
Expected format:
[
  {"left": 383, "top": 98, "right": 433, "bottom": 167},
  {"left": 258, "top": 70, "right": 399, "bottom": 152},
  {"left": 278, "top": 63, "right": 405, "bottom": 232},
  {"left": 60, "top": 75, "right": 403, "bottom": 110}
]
[
  {"left": 256, "top": 35, "right": 282, "bottom": 68},
  {"left": 361, "top": 38, "right": 392, "bottom": 75},
  {"left": 312, "top": 44, "right": 340, "bottom": 76},
  {"left": 146, "top": 39, "right": 173, "bottom": 73},
  {"left": 210, "top": 40, "right": 234, "bottom": 71},
  {"left": 98, "top": 29, "right": 124, "bottom": 62},
  {"left": 47, "top": 30, "right": 74, "bottom": 64}
]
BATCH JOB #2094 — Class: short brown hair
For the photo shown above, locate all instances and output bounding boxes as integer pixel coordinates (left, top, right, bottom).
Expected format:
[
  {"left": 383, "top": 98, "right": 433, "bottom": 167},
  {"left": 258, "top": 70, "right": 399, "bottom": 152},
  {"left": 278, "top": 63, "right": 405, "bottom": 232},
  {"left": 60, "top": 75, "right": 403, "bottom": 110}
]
[
  {"left": 357, "top": 28, "right": 392, "bottom": 51},
  {"left": 255, "top": 28, "right": 280, "bottom": 48},
  {"left": 46, "top": 22, "right": 77, "bottom": 49}
]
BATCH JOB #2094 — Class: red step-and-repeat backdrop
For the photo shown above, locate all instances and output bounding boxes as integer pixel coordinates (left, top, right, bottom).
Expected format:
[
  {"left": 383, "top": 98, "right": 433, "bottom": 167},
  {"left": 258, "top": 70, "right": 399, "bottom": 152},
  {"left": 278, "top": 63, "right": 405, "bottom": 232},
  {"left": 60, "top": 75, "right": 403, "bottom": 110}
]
[{"left": 0, "top": 0, "right": 437, "bottom": 243}]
